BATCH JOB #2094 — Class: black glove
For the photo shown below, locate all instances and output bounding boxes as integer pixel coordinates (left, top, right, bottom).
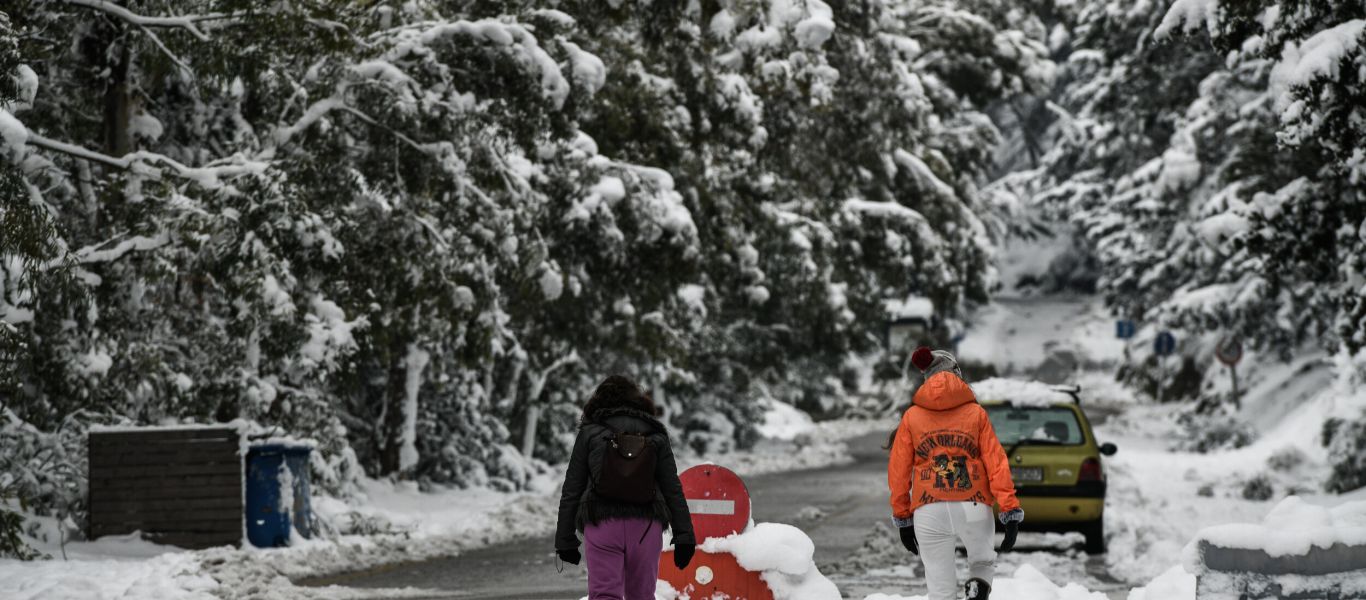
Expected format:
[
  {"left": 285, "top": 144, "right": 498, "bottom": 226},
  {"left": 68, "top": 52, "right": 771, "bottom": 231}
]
[
  {"left": 898, "top": 525, "right": 919, "bottom": 554},
  {"left": 556, "top": 547, "right": 581, "bottom": 565},
  {"left": 673, "top": 542, "right": 695, "bottom": 569},
  {"left": 998, "top": 508, "right": 1024, "bottom": 553},
  {"left": 1000, "top": 520, "right": 1019, "bottom": 553}
]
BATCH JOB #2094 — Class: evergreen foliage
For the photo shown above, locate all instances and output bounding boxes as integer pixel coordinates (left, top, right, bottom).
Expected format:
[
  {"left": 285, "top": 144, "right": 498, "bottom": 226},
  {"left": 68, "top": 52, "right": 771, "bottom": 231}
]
[{"left": 0, "top": 0, "right": 1051, "bottom": 554}]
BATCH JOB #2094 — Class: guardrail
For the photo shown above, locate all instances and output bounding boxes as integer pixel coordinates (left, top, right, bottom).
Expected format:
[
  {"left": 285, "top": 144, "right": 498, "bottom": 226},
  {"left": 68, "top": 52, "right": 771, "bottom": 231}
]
[{"left": 1196, "top": 539, "right": 1366, "bottom": 599}]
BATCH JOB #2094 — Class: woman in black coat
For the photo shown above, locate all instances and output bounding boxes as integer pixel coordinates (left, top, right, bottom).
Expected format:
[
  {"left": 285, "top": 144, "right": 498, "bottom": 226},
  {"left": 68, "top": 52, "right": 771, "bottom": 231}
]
[{"left": 555, "top": 375, "right": 695, "bottom": 600}]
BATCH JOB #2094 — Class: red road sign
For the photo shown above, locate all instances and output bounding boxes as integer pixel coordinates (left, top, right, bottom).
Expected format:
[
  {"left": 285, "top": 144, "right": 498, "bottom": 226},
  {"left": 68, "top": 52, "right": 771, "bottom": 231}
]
[
  {"left": 659, "top": 549, "right": 773, "bottom": 600},
  {"left": 1216, "top": 336, "right": 1243, "bottom": 366},
  {"left": 679, "top": 464, "right": 751, "bottom": 541}
]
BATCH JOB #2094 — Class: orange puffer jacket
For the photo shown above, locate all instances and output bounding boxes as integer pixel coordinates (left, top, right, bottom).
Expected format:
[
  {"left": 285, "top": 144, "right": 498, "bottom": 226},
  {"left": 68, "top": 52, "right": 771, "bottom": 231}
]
[{"left": 888, "top": 371, "right": 1019, "bottom": 521}]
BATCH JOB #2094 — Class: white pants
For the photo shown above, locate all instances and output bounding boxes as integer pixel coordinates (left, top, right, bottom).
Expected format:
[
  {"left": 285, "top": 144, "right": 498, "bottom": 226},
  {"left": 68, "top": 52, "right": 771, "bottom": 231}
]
[{"left": 914, "top": 501, "right": 996, "bottom": 600}]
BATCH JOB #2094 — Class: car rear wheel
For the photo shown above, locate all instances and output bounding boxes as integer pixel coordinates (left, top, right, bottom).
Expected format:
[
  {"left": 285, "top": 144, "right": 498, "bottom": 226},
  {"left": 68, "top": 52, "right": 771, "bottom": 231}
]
[{"left": 1081, "top": 517, "right": 1106, "bottom": 554}]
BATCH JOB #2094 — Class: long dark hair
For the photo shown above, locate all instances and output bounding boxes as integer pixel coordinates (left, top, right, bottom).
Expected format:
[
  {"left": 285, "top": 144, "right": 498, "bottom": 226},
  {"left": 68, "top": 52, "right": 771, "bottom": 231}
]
[{"left": 580, "top": 375, "right": 658, "bottom": 424}]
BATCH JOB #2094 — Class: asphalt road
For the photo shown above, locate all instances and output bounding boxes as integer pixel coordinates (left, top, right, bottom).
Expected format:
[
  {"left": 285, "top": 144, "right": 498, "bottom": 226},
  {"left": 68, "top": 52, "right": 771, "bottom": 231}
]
[{"left": 300, "top": 411, "right": 1126, "bottom": 599}]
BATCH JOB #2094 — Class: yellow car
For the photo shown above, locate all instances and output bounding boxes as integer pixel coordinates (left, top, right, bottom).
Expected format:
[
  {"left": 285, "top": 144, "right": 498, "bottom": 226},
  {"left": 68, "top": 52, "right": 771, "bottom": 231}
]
[{"left": 975, "top": 379, "right": 1117, "bottom": 554}]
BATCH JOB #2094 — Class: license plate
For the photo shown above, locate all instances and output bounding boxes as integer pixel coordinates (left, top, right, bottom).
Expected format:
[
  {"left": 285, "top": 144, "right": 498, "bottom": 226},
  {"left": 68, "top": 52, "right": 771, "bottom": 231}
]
[{"left": 1011, "top": 467, "right": 1044, "bottom": 482}]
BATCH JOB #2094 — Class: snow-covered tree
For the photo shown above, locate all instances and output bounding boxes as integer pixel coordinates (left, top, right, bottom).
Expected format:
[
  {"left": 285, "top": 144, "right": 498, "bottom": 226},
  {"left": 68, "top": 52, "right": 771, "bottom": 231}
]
[{"left": 0, "top": 1, "right": 1053, "bottom": 552}]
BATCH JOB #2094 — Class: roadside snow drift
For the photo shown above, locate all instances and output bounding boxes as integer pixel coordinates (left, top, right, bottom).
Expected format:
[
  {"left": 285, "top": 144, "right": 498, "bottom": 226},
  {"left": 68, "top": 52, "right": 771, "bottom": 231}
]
[{"left": 1191, "top": 495, "right": 1366, "bottom": 558}]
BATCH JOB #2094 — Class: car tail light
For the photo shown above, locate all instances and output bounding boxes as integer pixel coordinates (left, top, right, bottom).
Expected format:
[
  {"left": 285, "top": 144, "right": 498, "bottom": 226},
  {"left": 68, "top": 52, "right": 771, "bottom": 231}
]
[{"left": 1079, "top": 458, "right": 1103, "bottom": 482}]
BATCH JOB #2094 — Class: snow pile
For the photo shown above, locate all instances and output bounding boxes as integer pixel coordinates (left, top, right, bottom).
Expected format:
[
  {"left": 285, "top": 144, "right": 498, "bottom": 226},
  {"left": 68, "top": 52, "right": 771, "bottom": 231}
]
[
  {"left": 863, "top": 564, "right": 1107, "bottom": 600},
  {"left": 1125, "top": 565, "right": 1196, "bottom": 600},
  {"left": 1191, "top": 495, "right": 1366, "bottom": 559},
  {"left": 700, "top": 523, "right": 841, "bottom": 600},
  {"left": 757, "top": 398, "right": 816, "bottom": 441},
  {"left": 972, "top": 377, "right": 1073, "bottom": 407},
  {"left": 0, "top": 550, "right": 219, "bottom": 600}
]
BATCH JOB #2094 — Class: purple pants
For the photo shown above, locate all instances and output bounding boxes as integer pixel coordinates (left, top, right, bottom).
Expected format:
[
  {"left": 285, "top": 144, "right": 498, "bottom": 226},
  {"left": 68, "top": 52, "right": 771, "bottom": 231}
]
[{"left": 584, "top": 517, "right": 664, "bottom": 600}]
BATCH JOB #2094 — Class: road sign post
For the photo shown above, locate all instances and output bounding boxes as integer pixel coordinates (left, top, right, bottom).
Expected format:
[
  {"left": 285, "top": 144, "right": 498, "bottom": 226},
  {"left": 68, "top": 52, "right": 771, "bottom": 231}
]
[
  {"left": 1216, "top": 336, "right": 1244, "bottom": 409},
  {"left": 1154, "top": 331, "right": 1177, "bottom": 403},
  {"left": 1117, "top": 319, "right": 1137, "bottom": 375}
]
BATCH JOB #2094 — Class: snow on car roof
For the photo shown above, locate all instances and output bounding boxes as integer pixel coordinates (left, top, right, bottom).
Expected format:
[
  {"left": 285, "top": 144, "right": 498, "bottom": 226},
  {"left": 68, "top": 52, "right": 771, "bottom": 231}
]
[{"left": 971, "top": 377, "right": 1076, "bottom": 407}]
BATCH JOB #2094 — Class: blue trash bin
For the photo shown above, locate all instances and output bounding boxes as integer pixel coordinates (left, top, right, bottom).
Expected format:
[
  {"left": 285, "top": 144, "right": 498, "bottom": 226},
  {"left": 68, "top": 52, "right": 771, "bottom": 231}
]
[{"left": 245, "top": 444, "right": 313, "bottom": 548}]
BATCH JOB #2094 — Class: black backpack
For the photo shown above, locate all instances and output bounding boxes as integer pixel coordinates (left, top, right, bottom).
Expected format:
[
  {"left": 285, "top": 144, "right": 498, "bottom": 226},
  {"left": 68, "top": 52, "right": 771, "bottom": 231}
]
[{"left": 594, "top": 425, "right": 657, "bottom": 504}]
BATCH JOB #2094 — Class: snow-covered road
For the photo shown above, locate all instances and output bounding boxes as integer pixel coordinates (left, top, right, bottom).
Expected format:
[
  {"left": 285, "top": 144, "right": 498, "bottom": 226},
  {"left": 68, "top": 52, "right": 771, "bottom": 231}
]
[{"left": 300, "top": 424, "right": 1143, "bottom": 599}]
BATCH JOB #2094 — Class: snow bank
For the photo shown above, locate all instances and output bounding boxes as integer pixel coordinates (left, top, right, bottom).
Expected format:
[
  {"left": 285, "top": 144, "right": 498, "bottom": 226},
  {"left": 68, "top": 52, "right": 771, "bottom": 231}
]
[
  {"left": 757, "top": 398, "right": 816, "bottom": 441},
  {"left": 1192, "top": 495, "right": 1366, "bottom": 559},
  {"left": 700, "top": 523, "right": 841, "bottom": 600},
  {"left": 0, "top": 551, "right": 219, "bottom": 600},
  {"left": 972, "top": 377, "right": 1074, "bottom": 407},
  {"left": 1126, "top": 565, "right": 1196, "bottom": 600},
  {"left": 863, "top": 564, "right": 1107, "bottom": 600}
]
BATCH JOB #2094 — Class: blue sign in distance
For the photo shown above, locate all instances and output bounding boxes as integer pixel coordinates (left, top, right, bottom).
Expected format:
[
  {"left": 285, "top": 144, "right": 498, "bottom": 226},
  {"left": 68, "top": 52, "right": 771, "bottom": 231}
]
[
  {"left": 1116, "top": 320, "right": 1136, "bottom": 340},
  {"left": 1154, "top": 331, "right": 1177, "bottom": 356}
]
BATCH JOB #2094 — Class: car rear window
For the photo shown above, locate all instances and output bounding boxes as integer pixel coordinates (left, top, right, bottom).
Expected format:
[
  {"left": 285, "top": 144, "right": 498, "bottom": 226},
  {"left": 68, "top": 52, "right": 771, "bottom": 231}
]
[{"left": 985, "top": 406, "right": 1085, "bottom": 445}]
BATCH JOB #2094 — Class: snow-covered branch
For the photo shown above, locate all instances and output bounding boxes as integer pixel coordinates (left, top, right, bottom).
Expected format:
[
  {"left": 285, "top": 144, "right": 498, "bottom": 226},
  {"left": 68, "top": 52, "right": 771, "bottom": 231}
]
[
  {"left": 63, "top": 0, "right": 215, "bottom": 41},
  {"left": 26, "top": 132, "right": 131, "bottom": 170},
  {"left": 75, "top": 232, "right": 170, "bottom": 264},
  {"left": 26, "top": 132, "right": 266, "bottom": 189}
]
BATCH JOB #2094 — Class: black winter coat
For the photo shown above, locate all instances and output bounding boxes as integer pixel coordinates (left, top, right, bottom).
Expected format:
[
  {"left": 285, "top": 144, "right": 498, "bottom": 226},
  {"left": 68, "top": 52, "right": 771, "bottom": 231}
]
[{"left": 554, "top": 405, "right": 695, "bottom": 551}]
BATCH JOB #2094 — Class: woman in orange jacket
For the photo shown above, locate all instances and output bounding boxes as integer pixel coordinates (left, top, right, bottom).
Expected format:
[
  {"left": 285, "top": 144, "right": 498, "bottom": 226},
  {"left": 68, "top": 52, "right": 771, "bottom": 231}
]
[{"left": 887, "top": 347, "right": 1023, "bottom": 600}]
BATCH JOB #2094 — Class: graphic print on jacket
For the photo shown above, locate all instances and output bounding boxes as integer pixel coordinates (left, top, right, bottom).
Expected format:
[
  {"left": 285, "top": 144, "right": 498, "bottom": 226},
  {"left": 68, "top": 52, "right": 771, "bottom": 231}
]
[
  {"left": 918, "top": 429, "right": 988, "bottom": 505},
  {"left": 888, "top": 370, "right": 1020, "bottom": 520}
]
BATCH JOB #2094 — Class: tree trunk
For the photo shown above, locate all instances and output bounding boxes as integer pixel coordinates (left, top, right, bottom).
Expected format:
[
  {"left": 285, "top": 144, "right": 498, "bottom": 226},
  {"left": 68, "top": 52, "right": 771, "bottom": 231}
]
[
  {"left": 520, "top": 403, "right": 541, "bottom": 458},
  {"left": 103, "top": 38, "right": 132, "bottom": 157},
  {"left": 517, "top": 351, "right": 579, "bottom": 458}
]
